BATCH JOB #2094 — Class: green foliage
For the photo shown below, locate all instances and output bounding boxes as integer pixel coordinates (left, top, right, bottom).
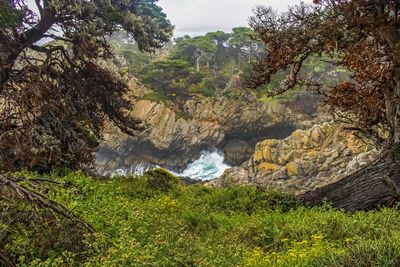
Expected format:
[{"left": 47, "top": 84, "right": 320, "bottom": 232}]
[
  {"left": 109, "top": 28, "right": 267, "bottom": 102},
  {"left": 112, "top": 42, "right": 152, "bottom": 75},
  {"left": 256, "top": 54, "right": 350, "bottom": 102},
  {"left": 144, "top": 168, "right": 181, "bottom": 192},
  {"left": 170, "top": 35, "right": 217, "bottom": 65},
  {"left": 4, "top": 171, "right": 400, "bottom": 266},
  {"left": 205, "top": 31, "right": 231, "bottom": 47},
  {"left": 0, "top": 0, "right": 23, "bottom": 30},
  {"left": 140, "top": 59, "right": 203, "bottom": 101},
  {"left": 0, "top": 0, "right": 173, "bottom": 172},
  {"left": 175, "top": 110, "right": 194, "bottom": 121},
  {"left": 229, "top": 27, "right": 254, "bottom": 48},
  {"left": 142, "top": 90, "right": 169, "bottom": 105},
  {"left": 188, "top": 83, "right": 215, "bottom": 97}
]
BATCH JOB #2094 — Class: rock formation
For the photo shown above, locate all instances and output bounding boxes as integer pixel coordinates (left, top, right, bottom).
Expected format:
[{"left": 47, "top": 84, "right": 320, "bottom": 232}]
[
  {"left": 95, "top": 93, "right": 323, "bottom": 175},
  {"left": 208, "top": 122, "right": 379, "bottom": 194}
]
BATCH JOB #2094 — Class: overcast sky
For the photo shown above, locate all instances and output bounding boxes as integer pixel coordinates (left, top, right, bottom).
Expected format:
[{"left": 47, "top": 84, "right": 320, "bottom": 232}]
[
  {"left": 158, "top": 0, "right": 312, "bottom": 37},
  {"left": 27, "top": 0, "right": 311, "bottom": 38}
]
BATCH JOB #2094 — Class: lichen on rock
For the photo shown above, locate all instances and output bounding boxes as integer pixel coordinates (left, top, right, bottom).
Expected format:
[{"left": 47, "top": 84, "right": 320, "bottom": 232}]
[{"left": 208, "top": 122, "right": 379, "bottom": 194}]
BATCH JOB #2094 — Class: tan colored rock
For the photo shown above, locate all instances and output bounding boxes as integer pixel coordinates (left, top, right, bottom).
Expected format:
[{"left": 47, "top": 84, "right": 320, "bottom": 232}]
[
  {"left": 286, "top": 162, "right": 300, "bottom": 176},
  {"left": 306, "top": 150, "right": 318, "bottom": 159},
  {"left": 277, "top": 156, "right": 285, "bottom": 165},
  {"left": 311, "top": 127, "right": 322, "bottom": 142},
  {"left": 212, "top": 122, "right": 375, "bottom": 195},
  {"left": 262, "top": 146, "right": 273, "bottom": 162},
  {"left": 332, "top": 151, "right": 340, "bottom": 159},
  {"left": 282, "top": 150, "right": 301, "bottom": 164},
  {"left": 98, "top": 93, "right": 325, "bottom": 175},
  {"left": 291, "top": 130, "right": 304, "bottom": 140},
  {"left": 301, "top": 136, "right": 310, "bottom": 146},
  {"left": 253, "top": 151, "right": 264, "bottom": 162},
  {"left": 259, "top": 162, "right": 281, "bottom": 173},
  {"left": 262, "top": 139, "right": 280, "bottom": 148}
]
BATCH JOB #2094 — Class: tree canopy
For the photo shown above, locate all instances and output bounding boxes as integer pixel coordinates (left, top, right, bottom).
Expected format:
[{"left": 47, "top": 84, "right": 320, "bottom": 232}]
[
  {"left": 140, "top": 59, "right": 203, "bottom": 101},
  {"left": 249, "top": 0, "right": 400, "bottom": 147},
  {"left": 0, "top": 0, "right": 173, "bottom": 171}
]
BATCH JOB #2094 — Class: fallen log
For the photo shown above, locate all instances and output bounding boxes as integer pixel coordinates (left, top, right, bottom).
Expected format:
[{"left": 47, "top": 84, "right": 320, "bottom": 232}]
[{"left": 300, "top": 143, "right": 400, "bottom": 211}]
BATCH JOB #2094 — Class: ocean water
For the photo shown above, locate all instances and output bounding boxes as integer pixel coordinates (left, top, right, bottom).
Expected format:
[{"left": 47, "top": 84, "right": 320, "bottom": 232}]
[
  {"left": 109, "top": 150, "right": 230, "bottom": 180},
  {"left": 174, "top": 150, "right": 230, "bottom": 180}
]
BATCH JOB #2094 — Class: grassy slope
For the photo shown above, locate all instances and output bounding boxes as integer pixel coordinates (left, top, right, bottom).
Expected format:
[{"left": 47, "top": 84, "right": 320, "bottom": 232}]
[{"left": 2, "top": 170, "right": 400, "bottom": 266}]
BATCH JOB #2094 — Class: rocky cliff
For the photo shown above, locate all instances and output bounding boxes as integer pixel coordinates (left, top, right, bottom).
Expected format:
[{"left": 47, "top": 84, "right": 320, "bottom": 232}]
[
  {"left": 207, "top": 122, "right": 378, "bottom": 194},
  {"left": 95, "top": 94, "right": 324, "bottom": 175}
]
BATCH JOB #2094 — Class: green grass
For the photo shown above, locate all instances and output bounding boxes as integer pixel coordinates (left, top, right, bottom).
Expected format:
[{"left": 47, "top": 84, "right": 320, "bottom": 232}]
[{"left": 2, "top": 170, "right": 400, "bottom": 266}]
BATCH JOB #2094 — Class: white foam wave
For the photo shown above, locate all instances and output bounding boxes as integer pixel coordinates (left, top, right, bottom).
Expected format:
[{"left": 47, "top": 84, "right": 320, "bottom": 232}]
[
  {"left": 112, "top": 163, "right": 155, "bottom": 176},
  {"left": 174, "top": 150, "right": 230, "bottom": 180}
]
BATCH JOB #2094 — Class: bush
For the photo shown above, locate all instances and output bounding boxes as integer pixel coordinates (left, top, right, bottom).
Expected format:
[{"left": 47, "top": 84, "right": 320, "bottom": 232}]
[{"left": 144, "top": 168, "right": 181, "bottom": 192}]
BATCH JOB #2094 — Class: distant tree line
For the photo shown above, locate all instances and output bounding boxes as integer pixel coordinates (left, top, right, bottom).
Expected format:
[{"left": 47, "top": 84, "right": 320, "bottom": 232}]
[{"left": 113, "top": 27, "right": 266, "bottom": 104}]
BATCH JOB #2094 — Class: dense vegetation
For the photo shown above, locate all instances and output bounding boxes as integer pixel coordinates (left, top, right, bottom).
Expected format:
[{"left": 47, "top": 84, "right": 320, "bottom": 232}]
[
  {"left": 112, "top": 28, "right": 349, "bottom": 107},
  {"left": 112, "top": 27, "right": 260, "bottom": 104},
  {"left": 2, "top": 169, "right": 400, "bottom": 266}
]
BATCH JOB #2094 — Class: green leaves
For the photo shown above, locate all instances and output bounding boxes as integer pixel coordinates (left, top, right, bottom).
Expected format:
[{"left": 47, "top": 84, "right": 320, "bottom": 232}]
[{"left": 0, "top": 0, "right": 23, "bottom": 31}]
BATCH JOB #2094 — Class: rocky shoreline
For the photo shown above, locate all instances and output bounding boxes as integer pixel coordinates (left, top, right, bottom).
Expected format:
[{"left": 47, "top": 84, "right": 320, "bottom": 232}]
[
  {"left": 207, "top": 122, "right": 378, "bottom": 194},
  {"left": 95, "top": 93, "right": 324, "bottom": 175},
  {"left": 94, "top": 91, "right": 377, "bottom": 195}
]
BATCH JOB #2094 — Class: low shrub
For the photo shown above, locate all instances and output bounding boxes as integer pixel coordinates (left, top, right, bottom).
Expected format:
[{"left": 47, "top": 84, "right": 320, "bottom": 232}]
[
  {"left": 144, "top": 168, "right": 181, "bottom": 192},
  {"left": 2, "top": 171, "right": 400, "bottom": 266}
]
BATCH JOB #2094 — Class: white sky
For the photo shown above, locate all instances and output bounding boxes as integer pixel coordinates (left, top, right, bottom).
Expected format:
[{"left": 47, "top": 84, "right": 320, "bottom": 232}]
[
  {"left": 158, "top": 0, "right": 312, "bottom": 37},
  {"left": 27, "top": 0, "right": 311, "bottom": 37}
]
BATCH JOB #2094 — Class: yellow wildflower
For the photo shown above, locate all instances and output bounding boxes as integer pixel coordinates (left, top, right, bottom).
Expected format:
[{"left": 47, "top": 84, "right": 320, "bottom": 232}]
[
  {"left": 311, "top": 234, "right": 324, "bottom": 240},
  {"left": 297, "top": 240, "right": 308, "bottom": 245}
]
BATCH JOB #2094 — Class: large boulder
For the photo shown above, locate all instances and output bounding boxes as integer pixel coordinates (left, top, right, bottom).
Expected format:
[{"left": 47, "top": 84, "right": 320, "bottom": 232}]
[{"left": 208, "top": 122, "right": 379, "bottom": 194}]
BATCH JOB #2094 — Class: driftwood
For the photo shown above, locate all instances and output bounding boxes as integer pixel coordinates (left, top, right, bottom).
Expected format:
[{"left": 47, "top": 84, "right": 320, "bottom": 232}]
[{"left": 300, "top": 143, "right": 400, "bottom": 211}]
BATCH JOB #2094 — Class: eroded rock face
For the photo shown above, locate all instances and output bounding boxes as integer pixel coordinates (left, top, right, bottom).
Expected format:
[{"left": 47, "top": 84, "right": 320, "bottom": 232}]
[
  {"left": 95, "top": 94, "right": 321, "bottom": 175},
  {"left": 207, "top": 122, "right": 379, "bottom": 194}
]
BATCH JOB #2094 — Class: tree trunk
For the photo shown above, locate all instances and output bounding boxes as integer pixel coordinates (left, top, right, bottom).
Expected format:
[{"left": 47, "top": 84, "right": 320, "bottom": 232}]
[
  {"left": 0, "top": 50, "right": 19, "bottom": 94},
  {"left": 196, "top": 58, "right": 200, "bottom": 72},
  {"left": 300, "top": 143, "right": 400, "bottom": 211},
  {"left": 385, "top": 80, "right": 400, "bottom": 144}
]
